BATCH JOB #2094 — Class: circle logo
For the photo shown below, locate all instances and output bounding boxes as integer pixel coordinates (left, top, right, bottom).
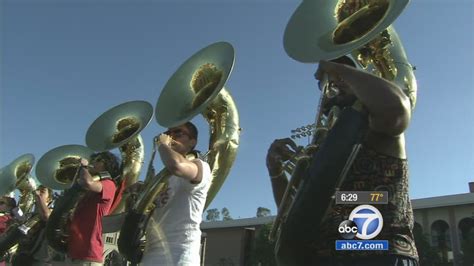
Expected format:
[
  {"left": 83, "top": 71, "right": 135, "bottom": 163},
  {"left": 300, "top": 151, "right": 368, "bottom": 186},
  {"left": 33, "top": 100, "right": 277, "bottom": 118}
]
[
  {"left": 348, "top": 205, "right": 383, "bottom": 240},
  {"left": 338, "top": 220, "right": 358, "bottom": 239}
]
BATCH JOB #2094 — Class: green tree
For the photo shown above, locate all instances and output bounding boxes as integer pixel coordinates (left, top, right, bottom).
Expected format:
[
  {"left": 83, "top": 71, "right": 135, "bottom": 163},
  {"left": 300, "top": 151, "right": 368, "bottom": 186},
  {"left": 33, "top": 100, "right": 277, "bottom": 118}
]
[
  {"left": 221, "top": 207, "right": 233, "bottom": 221},
  {"left": 256, "top": 207, "right": 271, "bottom": 218},
  {"left": 461, "top": 231, "right": 474, "bottom": 266},
  {"left": 206, "top": 208, "right": 220, "bottom": 221},
  {"left": 248, "top": 223, "right": 276, "bottom": 266},
  {"left": 413, "top": 228, "right": 443, "bottom": 265}
]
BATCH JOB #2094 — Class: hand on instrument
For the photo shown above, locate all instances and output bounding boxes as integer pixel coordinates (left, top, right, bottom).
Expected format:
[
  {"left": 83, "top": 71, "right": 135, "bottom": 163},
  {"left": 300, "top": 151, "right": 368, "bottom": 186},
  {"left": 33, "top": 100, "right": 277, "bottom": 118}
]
[
  {"left": 80, "top": 158, "right": 89, "bottom": 168},
  {"left": 156, "top": 133, "right": 173, "bottom": 148},
  {"left": 316, "top": 60, "right": 353, "bottom": 95},
  {"left": 317, "top": 60, "right": 357, "bottom": 112},
  {"left": 76, "top": 158, "right": 98, "bottom": 189},
  {"left": 80, "top": 157, "right": 100, "bottom": 175},
  {"left": 35, "top": 189, "right": 49, "bottom": 204},
  {"left": 266, "top": 138, "right": 299, "bottom": 176}
]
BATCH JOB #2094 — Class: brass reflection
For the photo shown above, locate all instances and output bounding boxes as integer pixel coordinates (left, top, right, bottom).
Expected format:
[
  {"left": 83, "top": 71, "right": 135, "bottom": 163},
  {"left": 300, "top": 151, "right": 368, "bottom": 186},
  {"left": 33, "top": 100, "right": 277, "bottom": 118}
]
[
  {"left": 190, "top": 63, "right": 223, "bottom": 110},
  {"left": 15, "top": 163, "right": 32, "bottom": 180},
  {"left": 54, "top": 156, "right": 81, "bottom": 184},
  {"left": 334, "top": 0, "right": 396, "bottom": 80},
  {"left": 112, "top": 117, "right": 140, "bottom": 144},
  {"left": 333, "top": 0, "right": 389, "bottom": 44}
]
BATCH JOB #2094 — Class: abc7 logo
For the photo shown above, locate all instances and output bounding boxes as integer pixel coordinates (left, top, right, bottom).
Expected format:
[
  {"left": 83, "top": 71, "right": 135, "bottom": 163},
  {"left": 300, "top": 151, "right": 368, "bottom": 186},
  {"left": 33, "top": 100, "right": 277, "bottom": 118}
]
[{"left": 338, "top": 205, "right": 383, "bottom": 240}]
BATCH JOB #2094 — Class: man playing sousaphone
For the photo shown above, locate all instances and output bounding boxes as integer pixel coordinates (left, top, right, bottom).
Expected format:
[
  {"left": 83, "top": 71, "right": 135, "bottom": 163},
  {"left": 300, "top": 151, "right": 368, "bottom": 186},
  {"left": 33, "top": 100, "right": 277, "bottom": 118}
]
[
  {"left": 131, "top": 122, "right": 212, "bottom": 265},
  {"left": 267, "top": 56, "right": 418, "bottom": 265},
  {"left": 0, "top": 196, "right": 16, "bottom": 236},
  {"left": 0, "top": 196, "right": 16, "bottom": 266},
  {"left": 11, "top": 185, "right": 55, "bottom": 265},
  {"left": 119, "top": 41, "right": 239, "bottom": 265},
  {"left": 67, "top": 152, "right": 119, "bottom": 265}
]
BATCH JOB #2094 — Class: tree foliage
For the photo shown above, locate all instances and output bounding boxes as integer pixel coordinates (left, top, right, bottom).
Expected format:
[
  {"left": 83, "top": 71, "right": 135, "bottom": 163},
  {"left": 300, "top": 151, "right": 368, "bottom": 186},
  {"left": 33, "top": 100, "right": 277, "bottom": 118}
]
[
  {"left": 413, "top": 228, "right": 443, "bottom": 265},
  {"left": 206, "top": 208, "right": 220, "bottom": 221},
  {"left": 221, "top": 207, "right": 233, "bottom": 221},
  {"left": 256, "top": 207, "right": 271, "bottom": 218},
  {"left": 248, "top": 223, "right": 276, "bottom": 266},
  {"left": 461, "top": 231, "right": 474, "bottom": 266}
]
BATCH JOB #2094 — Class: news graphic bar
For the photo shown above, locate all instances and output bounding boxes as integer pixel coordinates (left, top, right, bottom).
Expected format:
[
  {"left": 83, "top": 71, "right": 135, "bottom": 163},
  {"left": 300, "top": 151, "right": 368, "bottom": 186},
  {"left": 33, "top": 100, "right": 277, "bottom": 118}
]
[
  {"left": 335, "top": 240, "right": 389, "bottom": 251},
  {"left": 335, "top": 191, "right": 388, "bottom": 205}
]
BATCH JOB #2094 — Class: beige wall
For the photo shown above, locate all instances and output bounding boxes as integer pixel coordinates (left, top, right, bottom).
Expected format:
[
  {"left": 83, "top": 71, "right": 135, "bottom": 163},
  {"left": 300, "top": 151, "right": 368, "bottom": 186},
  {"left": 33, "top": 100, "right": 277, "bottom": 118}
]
[
  {"left": 202, "top": 227, "right": 250, "bottom": 266},
  {"left": 453, "top": 205, "right": 474, "bottom": 226},
  {"left": 413, "top": 203, "right": 474, "bottom": 233},
  {"left": 412, "top": 203, "right": 474, "bottom": 265}
]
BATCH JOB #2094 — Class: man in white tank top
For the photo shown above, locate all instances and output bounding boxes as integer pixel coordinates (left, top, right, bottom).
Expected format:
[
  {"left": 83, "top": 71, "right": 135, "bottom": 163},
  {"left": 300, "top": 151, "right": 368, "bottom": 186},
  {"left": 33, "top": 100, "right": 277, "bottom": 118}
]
[{"left": 141, "top": 122, "right": 211, "bottom": 266}]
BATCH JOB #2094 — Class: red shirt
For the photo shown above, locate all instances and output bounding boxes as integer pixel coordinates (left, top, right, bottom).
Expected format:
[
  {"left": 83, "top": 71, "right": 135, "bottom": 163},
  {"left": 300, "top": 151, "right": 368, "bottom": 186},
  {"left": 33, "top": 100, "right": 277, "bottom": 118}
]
[
  {"left": 0, "top": 214, "right": 12, "bottom": 264},
  {"left": 68, "top": 179, "right": 116, "bottom": 262},
  {"left": 0, "top": 214, "right": 12, "bottom": 234},
  {"left": 109, "top": 177, "right": 126, "bottom": 214}
]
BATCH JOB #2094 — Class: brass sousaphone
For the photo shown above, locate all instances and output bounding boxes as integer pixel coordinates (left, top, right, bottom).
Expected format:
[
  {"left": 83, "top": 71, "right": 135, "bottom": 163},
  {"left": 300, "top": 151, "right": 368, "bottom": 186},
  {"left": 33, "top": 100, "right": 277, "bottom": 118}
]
[
  {"left": 273, "top": 0, "right": 417, "bottom": 264},
  {"left": 284, "top": 0, "right": 417, "bottom": 107},
  {"left": 86, "top": 100, "right": 153, "bottom": 215},
  {"left": 118, "top": 41, "right": 240, "bottom": 263},
  {"left": 36, "top": 145, "right": 95, "bottom": 191},
  {"left": 0, "top": 154, "right": 37, "bottom": 258},
  {"left": 0, "top": 154, "right": 37, "bottom": 213},
  {"left": 155, "top": 41, "right": 240, "bottom": 207},
  {"left": 36, "top": 144, "right": 94, "bottom": 253}
]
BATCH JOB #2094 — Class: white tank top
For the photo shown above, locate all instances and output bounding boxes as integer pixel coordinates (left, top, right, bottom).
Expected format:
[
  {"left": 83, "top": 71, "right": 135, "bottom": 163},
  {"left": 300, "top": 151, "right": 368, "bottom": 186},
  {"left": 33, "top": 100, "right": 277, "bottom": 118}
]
[{"left": 141, "top": 159, "right": 211, "bottom": 266}]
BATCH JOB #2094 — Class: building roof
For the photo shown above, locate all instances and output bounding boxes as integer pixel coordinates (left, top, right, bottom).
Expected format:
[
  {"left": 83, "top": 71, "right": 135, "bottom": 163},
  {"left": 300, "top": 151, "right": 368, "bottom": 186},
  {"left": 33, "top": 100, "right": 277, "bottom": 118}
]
[
  {"left": 201, "top": 216, "right": 275, "bottom": 229},
  {"left": 411, "top": 192, "right": 474, "bottom": 209}
]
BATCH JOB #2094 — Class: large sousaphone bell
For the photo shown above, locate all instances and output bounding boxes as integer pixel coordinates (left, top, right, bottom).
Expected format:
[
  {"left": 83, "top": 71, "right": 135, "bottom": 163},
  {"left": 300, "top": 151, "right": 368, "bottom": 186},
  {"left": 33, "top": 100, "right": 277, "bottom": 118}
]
[
  {"left": 0, "top": 154, "right": 37, "bottom": 214},
  {"left": 284, "top": 0, "right": 409, "bottom": 62},
  {"left": 155, "top": 41, "right": 240, "bottom": 207},
  {"left": 0, "top": 154, "right": 35, "bottom": 197},
  {"left": 86, "top": 100, "right": 153, "bottom": 152},
  {"left": 36, "top": 145, "right": 94, "bottom": 190},
  {"left": 0, "top": 154, "right": 49, "bottom": 259},
  {"left": 284, "top": 0, "right": 417, "bottom": 108},
  {"left": 155, "top": 41, "right": 234, "bottom": 126},
  {"left": 0, "top": 155, "right": 38, "bottom": 258}
]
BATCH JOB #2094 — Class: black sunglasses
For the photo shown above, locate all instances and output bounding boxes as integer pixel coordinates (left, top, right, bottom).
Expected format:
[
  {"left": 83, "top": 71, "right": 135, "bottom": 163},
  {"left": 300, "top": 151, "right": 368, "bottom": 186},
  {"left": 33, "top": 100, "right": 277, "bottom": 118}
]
[{"left": 164, "top": 129, "right": 191, "bottom": 138}]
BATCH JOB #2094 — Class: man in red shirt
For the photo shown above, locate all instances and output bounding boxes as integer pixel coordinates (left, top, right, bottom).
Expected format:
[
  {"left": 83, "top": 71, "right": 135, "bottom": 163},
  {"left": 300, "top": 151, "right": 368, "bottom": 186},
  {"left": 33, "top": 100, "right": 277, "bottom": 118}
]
[
  {"left": 0, "top": 196, "right": 16, "bottom": 234},
  {"left": 0, "top": 196, "right": 16, "bottom": 266},
  {"left": 67, "top": 151, "right": 119, "bottom": 265}
]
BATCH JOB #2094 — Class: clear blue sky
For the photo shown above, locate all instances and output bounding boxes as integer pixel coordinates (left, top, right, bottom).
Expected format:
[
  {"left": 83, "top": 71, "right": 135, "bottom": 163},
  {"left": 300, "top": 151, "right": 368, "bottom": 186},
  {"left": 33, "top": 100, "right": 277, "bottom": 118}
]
[{"left": 1, "top": 0, "right": 473, "bottom": 219}]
